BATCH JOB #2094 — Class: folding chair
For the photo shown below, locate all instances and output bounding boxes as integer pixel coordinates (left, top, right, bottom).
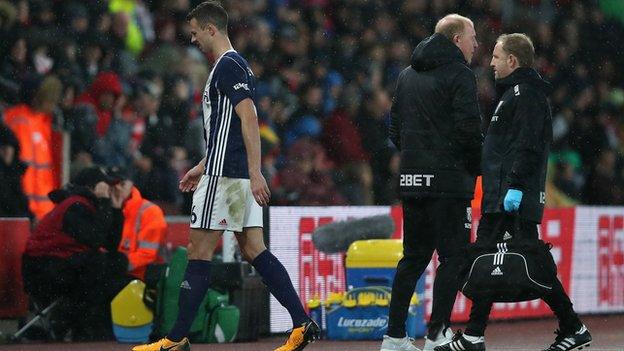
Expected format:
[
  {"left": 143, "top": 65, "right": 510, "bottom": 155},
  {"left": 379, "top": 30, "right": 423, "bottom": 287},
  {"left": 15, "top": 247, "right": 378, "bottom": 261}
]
[{"left": 11, "top": 298, "right": 61, "bottom": 342}]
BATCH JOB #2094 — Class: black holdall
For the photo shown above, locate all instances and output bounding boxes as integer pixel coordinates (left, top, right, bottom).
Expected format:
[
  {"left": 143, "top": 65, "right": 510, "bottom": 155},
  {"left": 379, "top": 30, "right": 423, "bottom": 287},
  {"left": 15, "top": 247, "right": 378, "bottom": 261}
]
[{"left": 460, "top": 216, "right": 558, "bottom": 302}]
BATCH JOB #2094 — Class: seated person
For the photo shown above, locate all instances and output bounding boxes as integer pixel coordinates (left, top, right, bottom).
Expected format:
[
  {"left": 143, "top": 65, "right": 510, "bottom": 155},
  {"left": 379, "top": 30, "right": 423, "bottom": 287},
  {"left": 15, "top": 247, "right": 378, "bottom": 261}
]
[
  {"left": 22, "top": 166, "right": 131, "bottom": 341},
  {"left": 108, "top": 167, "right": 167, "bottom": 280}
]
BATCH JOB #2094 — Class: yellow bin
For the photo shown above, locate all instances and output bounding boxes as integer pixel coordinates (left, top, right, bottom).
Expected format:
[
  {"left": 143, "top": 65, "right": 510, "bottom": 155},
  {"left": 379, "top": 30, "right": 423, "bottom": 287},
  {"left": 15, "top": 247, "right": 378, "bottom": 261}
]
[
  {"left": 111, "top": 280, "right": 154, "bottom": 343},
  {"left": 345, "top": 239, "right": 403, "bottom": 288}
]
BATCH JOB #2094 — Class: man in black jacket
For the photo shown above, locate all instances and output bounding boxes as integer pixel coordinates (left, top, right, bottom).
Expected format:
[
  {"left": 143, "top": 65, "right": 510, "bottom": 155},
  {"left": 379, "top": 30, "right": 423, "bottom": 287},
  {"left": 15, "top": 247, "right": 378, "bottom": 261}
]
[
  {"left": 22, "top": 166, "right": 131, "bottom": 340},
  {"left": 435, "top": 34, "right": 591, "bottom": 351},
  {"left": 381, "top": 14, "right": 482, "bottom": 351}
]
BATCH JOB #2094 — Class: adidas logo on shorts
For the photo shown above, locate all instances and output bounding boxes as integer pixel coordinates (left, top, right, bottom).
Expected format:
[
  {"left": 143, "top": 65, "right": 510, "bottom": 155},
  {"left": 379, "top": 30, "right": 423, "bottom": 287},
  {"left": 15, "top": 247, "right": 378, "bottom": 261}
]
[
  {"left": 219, "top": 219, "right": 227, "bottom": 226},
  {"left": 491, "top": 266, "right": 503, "bottom": 276}
]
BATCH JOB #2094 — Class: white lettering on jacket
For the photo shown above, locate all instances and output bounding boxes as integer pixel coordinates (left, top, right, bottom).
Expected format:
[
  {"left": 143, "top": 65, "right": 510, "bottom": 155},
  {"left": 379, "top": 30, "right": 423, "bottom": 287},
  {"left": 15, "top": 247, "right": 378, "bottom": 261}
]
[{"left": 400, "top": 174, "right": 434, "bottom": 187}]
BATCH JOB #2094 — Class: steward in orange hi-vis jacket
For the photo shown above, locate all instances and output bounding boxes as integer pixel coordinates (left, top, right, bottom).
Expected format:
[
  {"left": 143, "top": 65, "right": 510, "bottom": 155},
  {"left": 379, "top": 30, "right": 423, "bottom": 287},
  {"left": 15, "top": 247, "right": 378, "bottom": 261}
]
[
  {"left": 4, "top": 76, "right": 64, "bottom": 220},
  {"left": 110, "top": 168, "right": 167, "bottom": 280}
]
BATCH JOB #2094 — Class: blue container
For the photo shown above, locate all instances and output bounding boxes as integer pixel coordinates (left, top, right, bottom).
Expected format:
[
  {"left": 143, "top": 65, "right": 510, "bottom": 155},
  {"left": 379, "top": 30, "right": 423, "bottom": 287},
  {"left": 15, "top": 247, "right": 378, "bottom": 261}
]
[
  {"left": 112, "top": 323, "right": 153, "bottom": 343},
  {"left": 344, "top": 240, "right": 427, "bottom": 339},
  {"left": 325, "top": 286, "right": 426, "bottom": 340},
  {"left": 326, "top": 305, "right": 389, "bottom": 340},
  {"left": 346, "top": 267, "right": 396, "bottom": 289}
]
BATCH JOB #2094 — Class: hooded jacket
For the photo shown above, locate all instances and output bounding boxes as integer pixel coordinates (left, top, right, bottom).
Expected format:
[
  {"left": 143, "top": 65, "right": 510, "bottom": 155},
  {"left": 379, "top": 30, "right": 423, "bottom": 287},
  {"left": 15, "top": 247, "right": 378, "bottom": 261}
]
[
  {"left": 481, "top": 67, "right": 552, "bottom": 222},
  {"left": 24, "top": 185, "right": 123, "bottom": 258},
  {"left": 75, "top": 72, "right": 122, "bottom": 136},
  {"left": 389, "top": 33, "right": 482, "bottom": 199}
]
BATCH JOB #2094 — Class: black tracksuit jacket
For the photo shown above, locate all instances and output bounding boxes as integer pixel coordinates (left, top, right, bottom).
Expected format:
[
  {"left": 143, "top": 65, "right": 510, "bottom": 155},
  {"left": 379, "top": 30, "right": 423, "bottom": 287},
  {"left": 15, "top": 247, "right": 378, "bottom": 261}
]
[
  {"left": 481, "top": 67, "right": 552, "bottom": 223},
  {"left": 390, "top": 33, "right": 482, "bottom": 199}
]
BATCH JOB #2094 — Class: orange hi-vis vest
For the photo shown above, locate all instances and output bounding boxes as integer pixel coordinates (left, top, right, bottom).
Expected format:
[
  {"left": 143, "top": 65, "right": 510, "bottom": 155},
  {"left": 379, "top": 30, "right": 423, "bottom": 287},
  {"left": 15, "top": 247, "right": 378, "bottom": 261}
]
[
  {"left": 472, "top": 176, "right": 483, "bottom": 210},
  {"left": 119, "top": 187, "right": 167, "bottom": 280},
  {"left": 3, "top": 104, "right": 57, "bottom": 219}
]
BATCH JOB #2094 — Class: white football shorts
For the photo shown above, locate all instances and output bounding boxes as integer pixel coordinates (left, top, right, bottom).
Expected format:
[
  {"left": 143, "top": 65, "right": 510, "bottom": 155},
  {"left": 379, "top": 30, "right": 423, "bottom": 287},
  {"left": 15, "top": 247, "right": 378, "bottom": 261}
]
[{"left": 190, "top": 175, "right": 263, "bottom": 232}]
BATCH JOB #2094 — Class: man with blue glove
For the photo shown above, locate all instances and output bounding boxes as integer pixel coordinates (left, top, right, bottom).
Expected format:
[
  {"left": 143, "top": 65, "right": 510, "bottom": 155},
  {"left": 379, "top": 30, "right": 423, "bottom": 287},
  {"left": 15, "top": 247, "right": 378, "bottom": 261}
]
[{"left": 435, "top": 34, "right": 590, "bottom": 351}]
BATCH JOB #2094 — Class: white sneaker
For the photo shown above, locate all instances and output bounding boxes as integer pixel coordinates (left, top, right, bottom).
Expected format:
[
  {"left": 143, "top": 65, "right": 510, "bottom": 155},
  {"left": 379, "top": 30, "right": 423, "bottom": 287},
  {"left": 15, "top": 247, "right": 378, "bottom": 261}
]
[
  {"left": 380, "top": 335, "right": 422, "bottom": 351},
  {"left": 423, "top": 327, "right": 454, "bottom": 351}
]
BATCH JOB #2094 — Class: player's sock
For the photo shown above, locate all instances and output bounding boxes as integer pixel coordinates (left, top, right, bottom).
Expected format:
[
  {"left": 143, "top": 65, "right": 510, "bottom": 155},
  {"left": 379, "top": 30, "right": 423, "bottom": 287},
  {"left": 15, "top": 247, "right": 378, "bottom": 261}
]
[
  {"left": 252, "top": 250, "right": 308, "bottom": 326},
  {"left": 168, "top": 260, "right": 212, "bottom": 341}
]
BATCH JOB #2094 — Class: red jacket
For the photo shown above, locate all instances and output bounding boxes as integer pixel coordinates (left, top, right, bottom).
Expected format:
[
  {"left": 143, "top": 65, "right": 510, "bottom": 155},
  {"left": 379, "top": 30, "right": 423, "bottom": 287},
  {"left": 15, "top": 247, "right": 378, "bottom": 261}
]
[
  {"left": 75, "top": 72, "right": 122, "bottom": 136},
  {"left": 24, "top": 195, "right": 94, "bottom": 259}
]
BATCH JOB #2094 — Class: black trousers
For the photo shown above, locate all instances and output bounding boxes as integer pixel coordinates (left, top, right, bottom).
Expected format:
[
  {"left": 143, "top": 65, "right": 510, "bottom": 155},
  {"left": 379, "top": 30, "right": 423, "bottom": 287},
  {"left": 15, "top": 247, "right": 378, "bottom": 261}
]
[
  {"left": 387, "top": 197, "right": 471, "bottom": 339},
  {"left": 22, "top": 252, "right": 132, "bottom": 340},
  {"left": 464, "top": 213, "right": 582, "bottom": 336}
]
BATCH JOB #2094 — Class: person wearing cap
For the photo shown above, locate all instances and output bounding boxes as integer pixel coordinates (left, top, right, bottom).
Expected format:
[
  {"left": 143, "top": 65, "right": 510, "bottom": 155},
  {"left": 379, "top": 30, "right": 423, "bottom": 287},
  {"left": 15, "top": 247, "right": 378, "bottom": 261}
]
[
  {"left": 109, "top": 167, "right": 167, "bottom": 281},
  {"left": 21, "top": 166, "right": 131, "bottom": 340}
]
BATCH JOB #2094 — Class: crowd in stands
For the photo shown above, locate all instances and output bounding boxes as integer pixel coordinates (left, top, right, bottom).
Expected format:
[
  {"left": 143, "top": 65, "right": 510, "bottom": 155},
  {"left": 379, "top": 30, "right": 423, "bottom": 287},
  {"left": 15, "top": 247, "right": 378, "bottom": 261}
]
[{"left": 1, "top": 0, "right": 624, "bottom": 218}]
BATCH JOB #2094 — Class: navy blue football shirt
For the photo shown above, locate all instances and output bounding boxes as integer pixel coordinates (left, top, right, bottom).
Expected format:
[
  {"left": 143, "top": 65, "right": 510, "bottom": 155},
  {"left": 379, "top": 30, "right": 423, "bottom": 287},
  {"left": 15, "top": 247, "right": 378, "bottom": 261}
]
[{"left": 202, "top": 49, "right": 255, "bottom": 179}]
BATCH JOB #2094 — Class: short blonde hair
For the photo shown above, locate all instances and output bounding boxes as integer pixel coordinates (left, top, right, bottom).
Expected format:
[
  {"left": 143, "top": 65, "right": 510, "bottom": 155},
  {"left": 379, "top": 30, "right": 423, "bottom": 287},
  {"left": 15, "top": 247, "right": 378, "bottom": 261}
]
[
  {"left": 497, "top": 33, "right": 535, "bottom": 67},
  {"left": 434, "top": 14, "right": 473, "bottom": 41},
  {"left": 33, "top": 76, "right": 62, "bottom": 107}
]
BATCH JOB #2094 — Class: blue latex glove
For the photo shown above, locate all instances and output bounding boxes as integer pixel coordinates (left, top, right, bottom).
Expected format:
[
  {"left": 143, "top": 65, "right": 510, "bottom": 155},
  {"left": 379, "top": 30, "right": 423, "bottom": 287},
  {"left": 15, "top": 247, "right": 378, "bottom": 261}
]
[{"left": 503, "top": 189, "right": 523, "bottom": 212}]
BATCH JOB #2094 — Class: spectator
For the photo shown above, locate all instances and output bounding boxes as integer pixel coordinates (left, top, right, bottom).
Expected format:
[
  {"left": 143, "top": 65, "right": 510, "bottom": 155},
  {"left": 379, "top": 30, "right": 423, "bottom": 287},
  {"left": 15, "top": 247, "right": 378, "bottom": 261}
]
[
  {"left": 1, "top": 36, "right": 31, "bottom": 106},
  {"left": 3, "top": 75, "right": 62, "bottom": 220},
  {"left": 274, "top": 138, "right": 346, "bottom": 205},
  {"left": 583, "top": 149, "right": 623, "bottom": 205},
  {"left": 551, "top": 152, "right": 584, "bottom": 201},
  {"left": 357, "top": 88, "right": 395, "bottom": 205},
  {"left": 75, "top": 71, "right": 122, "bottom": 137},
  {"left": 132, "top": 82, "right": 180, "bottom": 205},
  {"left": 61, "top": 2, "right": 90, "bottom": 46},
  {"left": 22, "top": 166, "right": 130, "bottom": 341},
  {"left": 0, "top": 0, "right": 623, "bottom": 208},
  {"left": 283, "top": 84, "right": 324, "bottom": 147},
  {"left": 321, "top": 89, "right": 373, "bottom": 205},
  {"left": 78, "top": 35, "right": 109, "bottom": 84},
  {"left": 60, "top": 78, "right": 98, "bottom": 174},
  {"left": 75, "top": 71, "right": 132, "bottom": 168},
  {"left": 108, "top": 167, "right": 167, "bottom": 281},
  {"left": 0, "top": 121, "right": 31, "bottom": 218}
]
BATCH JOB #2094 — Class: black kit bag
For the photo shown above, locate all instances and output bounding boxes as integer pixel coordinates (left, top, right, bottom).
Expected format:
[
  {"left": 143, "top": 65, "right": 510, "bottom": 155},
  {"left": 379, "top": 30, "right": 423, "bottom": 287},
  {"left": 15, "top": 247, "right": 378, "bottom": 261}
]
[{"left": 460, "top": 217, "right": 559, "bottom": 302}]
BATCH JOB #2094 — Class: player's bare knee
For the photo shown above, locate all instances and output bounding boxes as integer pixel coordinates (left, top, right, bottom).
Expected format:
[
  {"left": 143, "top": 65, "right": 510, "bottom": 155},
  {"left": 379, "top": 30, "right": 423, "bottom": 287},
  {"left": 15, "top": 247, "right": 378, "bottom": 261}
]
[
  {"left": 241, "top": 244, "right": 266, "bottom": 262},
  {"left": 187, "top": 239, "right": 212, "bottom": 260},
  {"left": 239, "top": 249, "right": 253, "bottom": 263},
  {"left": 187, "top": 245, "right": 213, "bottom": 260}
]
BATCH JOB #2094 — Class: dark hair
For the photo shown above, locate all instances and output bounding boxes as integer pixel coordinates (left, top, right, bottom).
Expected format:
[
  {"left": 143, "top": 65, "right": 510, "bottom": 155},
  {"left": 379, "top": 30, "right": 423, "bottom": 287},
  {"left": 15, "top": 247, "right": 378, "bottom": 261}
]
[
  {"left": 497, "top": 33, "right": 535, "bottom": 67},
  {"left": 186, "top": 1, "right": 228, "bottom": 33}
]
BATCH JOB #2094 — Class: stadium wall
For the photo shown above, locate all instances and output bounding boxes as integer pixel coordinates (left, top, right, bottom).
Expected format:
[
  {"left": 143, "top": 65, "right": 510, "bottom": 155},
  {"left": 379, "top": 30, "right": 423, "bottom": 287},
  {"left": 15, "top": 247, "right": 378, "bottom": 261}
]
[
  {"left": 267, "top": 206, "right": 624, "bottom": 333},
  {"left": 2, "top": 206, "right": 622, "bottom": 331}
]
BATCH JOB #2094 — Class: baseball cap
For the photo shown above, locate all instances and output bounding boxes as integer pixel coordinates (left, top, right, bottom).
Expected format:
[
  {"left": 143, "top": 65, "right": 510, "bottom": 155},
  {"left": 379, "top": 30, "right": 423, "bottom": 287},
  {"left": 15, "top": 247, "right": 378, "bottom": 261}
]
[
  {"left": 71, "top": 166, "right": 117, "bottom": 188},
  {"left": 106, "top": 166, "right": 131, "bottom": 183}
]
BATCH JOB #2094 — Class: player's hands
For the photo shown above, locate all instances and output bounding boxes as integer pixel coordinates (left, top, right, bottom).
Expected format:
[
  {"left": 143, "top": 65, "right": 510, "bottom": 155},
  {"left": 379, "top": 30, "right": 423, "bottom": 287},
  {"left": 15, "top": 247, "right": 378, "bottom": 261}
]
[
  {"left": 110, "top": 184, "right": 124, "bottom": 209},
  {"left": 250, "top": 171, "right": 270, "bottom": 206},
  {"left": 179, "top": 164, "right": 203, "bottom": 192}
]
